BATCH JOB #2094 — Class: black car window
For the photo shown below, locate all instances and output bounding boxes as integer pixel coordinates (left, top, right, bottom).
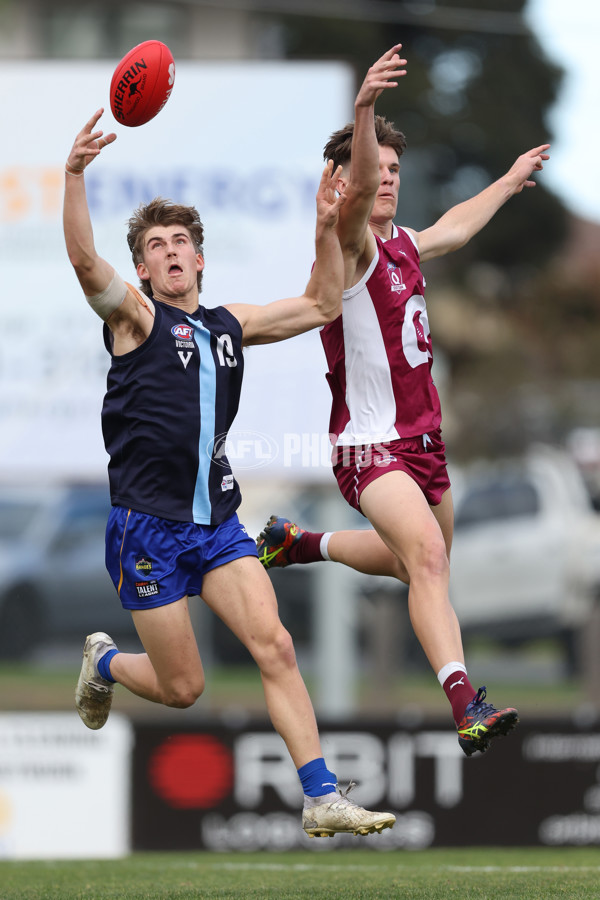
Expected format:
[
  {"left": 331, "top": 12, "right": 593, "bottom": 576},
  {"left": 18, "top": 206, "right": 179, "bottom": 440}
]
[{"left": 455, "top": 477, "right": 540, "bottom": 528}]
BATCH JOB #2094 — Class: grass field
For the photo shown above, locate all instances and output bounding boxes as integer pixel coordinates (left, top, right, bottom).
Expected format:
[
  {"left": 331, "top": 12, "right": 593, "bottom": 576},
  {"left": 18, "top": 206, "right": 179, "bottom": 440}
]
[
  {"left": 1, "top": 848, "right": 599, "bottom": 899},
  {"left": 0, "top": 648, "right": 585, "bottom": 721},
  {"left": 1, "top": 652, "right": 596, "bottom": 898}
]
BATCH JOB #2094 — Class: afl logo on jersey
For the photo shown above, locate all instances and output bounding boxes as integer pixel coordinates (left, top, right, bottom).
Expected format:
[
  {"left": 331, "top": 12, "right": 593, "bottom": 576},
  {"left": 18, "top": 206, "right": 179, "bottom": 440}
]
[{"left": 171, "top": 324, "right": 194, "bottom": 340}]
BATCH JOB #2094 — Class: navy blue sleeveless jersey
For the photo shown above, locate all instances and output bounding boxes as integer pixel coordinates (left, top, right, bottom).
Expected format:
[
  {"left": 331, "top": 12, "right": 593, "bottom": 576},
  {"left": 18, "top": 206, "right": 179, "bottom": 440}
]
[{"left": 101, "top": 298, "right": 244, "bottom": 525}]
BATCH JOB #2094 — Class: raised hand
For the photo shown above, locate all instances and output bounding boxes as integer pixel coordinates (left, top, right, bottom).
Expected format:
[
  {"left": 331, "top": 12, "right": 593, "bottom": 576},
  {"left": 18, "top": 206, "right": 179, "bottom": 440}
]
[
  {"left": 316, "top": 160, "right": 348, "bottom": 228},
  {"left": 355, "top": 43, "right": 408, "bottom": 109},
  {"left": 66, "top": 108, "right": 117, "bottom": 175},
  {"left": 505, "top": 144, "right": 551, "bottom": 194}
]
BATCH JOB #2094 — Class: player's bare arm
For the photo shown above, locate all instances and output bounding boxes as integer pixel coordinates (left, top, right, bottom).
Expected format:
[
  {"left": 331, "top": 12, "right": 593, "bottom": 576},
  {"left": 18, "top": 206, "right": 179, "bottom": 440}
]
[
  {"left": 228, "top": 162, "right": 347, "bottom": 346},
  {"left": 337, "top": 45, "right": 407, "bottom": 274},
  {"left": 64, "top": 109, "right": 155, "bottom": 351},
  {"left": 64, "top": 109, "right": 117, "bottom": 293},
  {"left": 414, "top": 144, "right": 551, "bottom": 263}
]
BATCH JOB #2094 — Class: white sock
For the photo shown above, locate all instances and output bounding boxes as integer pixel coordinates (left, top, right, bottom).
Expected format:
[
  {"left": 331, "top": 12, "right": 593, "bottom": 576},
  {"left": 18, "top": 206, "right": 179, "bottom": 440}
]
[
  {"left": 436, "top": 661, "right": 467, "bottom": 687},
  {"left": 303, "top": 788, "right": 338, "bottom": 807},
  {"left": 319, "top": 532, "right": 333, "bottom": 561}
]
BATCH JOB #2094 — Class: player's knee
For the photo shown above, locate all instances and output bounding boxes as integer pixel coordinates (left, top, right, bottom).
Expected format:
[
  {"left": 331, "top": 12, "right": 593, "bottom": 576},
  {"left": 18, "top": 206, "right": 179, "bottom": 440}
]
[
  {"left": 162, "top": 675, "right": 205, "bottom": 709},
  {"left": 254, "top": 626, "right": 297, "bottom": 675},
  {"left": 273, "top": 628, "right": 296, "bottom": 667},
  {"left": 414, "top": 538, "right": 449, "bottom": 582}
]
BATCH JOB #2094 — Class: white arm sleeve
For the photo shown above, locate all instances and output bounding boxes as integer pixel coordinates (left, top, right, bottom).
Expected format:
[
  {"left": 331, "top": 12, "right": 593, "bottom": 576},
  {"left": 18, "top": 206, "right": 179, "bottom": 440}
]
[{"left": 85, "top": 272, "right": 128, "bottom": 321}]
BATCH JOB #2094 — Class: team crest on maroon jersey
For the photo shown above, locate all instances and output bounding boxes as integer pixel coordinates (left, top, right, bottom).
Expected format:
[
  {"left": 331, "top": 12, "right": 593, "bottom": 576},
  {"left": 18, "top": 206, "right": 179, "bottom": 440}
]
[{"left": 387, "top": 261, "right": 405, "bottom": 293}]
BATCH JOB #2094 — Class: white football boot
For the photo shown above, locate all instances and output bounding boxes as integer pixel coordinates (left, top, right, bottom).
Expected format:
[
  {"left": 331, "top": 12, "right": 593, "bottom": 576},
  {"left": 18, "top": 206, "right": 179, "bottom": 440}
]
[
  {"left": 75, "top": 632, "right": 118, "bottom": 730},
  {"left": 302, "top": 782, "right": 396, "bottom": 838}
]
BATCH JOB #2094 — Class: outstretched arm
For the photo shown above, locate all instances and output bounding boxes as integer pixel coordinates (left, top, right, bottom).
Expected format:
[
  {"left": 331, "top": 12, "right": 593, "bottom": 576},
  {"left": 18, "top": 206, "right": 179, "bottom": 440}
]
[
  {"left": 337, "top": 44, "right": 407, "bottom": 266},
  {"left": 227, "top": 161, "right": 347, "bottom": 345},
  {"left": 64, "top": 109, "right": 155, "bottom": 353},
  {"left": 413, "top": 144, "right": 551, "bottom": 262},
  {"left": 63, "top": 109, "right": 117, "bottom": 296}
]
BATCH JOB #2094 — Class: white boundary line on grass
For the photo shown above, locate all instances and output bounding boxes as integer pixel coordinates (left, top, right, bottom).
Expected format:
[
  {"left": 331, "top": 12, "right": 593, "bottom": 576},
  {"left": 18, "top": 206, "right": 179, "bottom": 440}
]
[
  {"left": 215, "top": 864, "right": 388, "bottom": 872},
  {"left": 448, "top": 866, "right": 600, "bottom": 873},
  {"left": 212, "top": 863, "right": 600, "bottom": 874}
]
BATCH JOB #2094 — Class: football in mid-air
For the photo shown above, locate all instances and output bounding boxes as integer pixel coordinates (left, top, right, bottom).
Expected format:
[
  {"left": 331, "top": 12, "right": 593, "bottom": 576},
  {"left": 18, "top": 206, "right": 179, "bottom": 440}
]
[{"left": 110, "top": 40, "right": 175, "bottom": 127}]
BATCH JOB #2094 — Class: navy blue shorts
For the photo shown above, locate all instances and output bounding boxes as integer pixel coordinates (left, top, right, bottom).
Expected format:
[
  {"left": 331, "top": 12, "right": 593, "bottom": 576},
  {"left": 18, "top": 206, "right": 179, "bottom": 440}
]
[{"left": 105, "top": 507, "right": 259, "bottom": 611}]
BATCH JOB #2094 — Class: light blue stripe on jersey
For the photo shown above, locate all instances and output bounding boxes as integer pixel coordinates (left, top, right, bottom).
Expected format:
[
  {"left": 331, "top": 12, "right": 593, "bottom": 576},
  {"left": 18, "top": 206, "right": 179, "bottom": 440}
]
[{"left": 190, "top": 317, "right": 216, "bottom": 524}]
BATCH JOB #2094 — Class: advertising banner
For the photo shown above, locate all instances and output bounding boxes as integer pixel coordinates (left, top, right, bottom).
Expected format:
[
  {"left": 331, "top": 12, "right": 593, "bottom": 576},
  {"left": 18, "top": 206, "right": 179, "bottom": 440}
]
[
  {"left": 131, "top": 719, "right": 600, "bottom": 850},
  {"left": 0, "top": 60, "right": 352, "bottom": 483},
  {"left": 0, "top": 713, "right": 133, "bottom": 859}
]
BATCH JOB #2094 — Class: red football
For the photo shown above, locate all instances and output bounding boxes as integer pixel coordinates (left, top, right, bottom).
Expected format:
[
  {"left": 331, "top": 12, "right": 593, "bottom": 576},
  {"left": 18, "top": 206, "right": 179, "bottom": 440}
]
[{"left": 110, "top": 40, "right": 175, "bottom": 127}]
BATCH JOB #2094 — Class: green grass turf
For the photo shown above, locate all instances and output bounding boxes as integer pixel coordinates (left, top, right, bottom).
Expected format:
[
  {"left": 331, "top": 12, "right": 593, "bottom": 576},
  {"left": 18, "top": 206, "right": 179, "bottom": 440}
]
[
  {"left": 0, "top": 658, "right": 584, "bottom": 720},
  {"left": 1, "top": 848, "right": 599, "bottom": 899}
]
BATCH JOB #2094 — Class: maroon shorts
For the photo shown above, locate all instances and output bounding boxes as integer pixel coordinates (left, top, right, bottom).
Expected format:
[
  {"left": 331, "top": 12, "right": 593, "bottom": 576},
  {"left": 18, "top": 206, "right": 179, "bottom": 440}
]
[{"left": 332, "top": 429, "right": 451, "bottom": 515}]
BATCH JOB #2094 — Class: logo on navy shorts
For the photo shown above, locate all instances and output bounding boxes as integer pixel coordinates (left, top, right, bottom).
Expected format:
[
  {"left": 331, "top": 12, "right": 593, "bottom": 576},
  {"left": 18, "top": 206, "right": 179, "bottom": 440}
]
[
  {"left": 135, "top": 580, "right": 160, "bottom": 599},
  {"left": 135, "top": 556, "right": 153, "bottom": 574}
]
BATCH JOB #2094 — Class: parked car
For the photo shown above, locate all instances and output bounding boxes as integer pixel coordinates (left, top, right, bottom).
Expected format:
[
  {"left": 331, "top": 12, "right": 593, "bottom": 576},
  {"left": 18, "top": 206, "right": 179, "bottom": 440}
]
[
  {"left": 0, "top": 483, "right": 310, "bottom": 666},
  {"left": 449, "top": 445, "right": 600, "bottom": 670},
  {"left": 0, "top": 483, "right": 134, "bottom": 659}
]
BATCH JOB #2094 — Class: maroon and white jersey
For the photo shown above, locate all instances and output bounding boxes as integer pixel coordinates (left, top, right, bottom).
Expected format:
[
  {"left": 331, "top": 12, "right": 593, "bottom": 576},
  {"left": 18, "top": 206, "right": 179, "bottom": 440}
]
[{"left": 321, "top": 224, "right": 442, "bottom": 446}]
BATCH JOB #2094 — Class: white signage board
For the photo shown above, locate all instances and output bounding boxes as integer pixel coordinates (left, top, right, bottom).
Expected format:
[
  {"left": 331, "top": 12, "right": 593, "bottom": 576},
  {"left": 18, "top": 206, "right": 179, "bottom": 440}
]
[
  {"left": 0, "top": 713, "right": 133, "bottom": 859},
  {"left": 0, "top": 60, "right": 353, "bottom": 483}
]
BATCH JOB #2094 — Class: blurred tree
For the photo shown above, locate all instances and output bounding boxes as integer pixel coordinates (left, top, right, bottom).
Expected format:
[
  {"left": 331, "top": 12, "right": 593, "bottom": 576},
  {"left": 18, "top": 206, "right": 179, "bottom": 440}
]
[
  {"left": 255, "top": 0, "right": 600, "bottom": 457},
  {"left": 272, "top": 0, "right": 567, "bottom": 273}
]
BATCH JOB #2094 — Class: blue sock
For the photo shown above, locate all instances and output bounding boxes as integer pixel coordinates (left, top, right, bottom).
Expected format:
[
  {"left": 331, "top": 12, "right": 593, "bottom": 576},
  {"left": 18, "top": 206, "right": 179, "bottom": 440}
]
[
  {"left": 97, "top": 648, "right": 119, "bottom": 683},
  {"left": 297, "top": 757, "right": 337, "bottom": 797}
]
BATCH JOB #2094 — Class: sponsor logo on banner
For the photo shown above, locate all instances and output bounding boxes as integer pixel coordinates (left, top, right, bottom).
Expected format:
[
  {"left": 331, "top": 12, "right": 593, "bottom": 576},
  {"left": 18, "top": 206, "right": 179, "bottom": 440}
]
[{"left": 131, "top": 721, "right": 600, "bottom": 852}]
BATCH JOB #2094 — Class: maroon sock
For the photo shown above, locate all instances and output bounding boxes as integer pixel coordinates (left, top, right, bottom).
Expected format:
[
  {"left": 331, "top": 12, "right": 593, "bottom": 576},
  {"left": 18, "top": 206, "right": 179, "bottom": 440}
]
[
  {"left": 442, "top": 670, "right": 476, "bottom": 726},
  {"left": 287, "top": 531, "right": 325, "bottom": 564}
]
